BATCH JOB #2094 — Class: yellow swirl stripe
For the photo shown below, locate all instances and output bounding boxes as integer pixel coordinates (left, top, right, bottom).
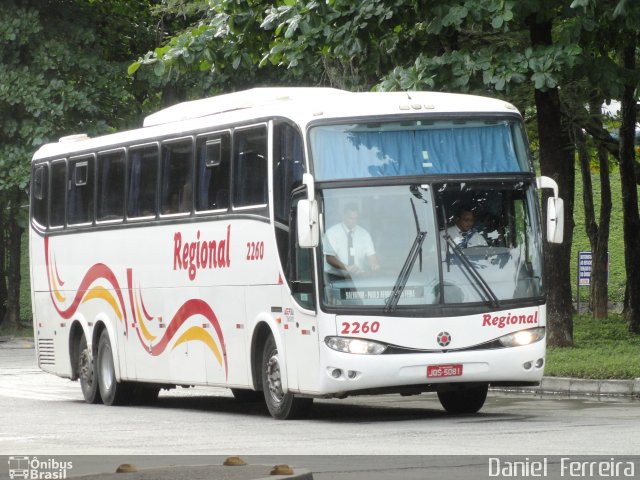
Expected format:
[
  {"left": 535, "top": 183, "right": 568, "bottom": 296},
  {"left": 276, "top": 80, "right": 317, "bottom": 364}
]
[
  {"left": 135, "top": 292, "right": 156, "bottom": 341},
  {"left": 81, "top": 286, "right": 123, "bottom": 321},
  {"left": 50, "top": 258, "right": 66, "bottom": 303},
  {"left": 172, "top": 326, "right": 223, "bottom": 366}
]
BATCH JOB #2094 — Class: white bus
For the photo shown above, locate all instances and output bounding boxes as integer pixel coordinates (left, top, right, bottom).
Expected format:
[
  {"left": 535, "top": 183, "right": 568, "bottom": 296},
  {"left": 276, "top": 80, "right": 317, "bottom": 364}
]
[{"left": 29, "top": 88, "right": 563, "bottom": 419}]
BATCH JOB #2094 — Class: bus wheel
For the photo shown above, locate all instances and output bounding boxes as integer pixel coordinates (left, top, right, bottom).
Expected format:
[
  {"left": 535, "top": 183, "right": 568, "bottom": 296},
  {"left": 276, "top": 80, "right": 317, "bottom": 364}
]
[
  {"left": 437, "top": 384, "right": 488, "bottom": 414},
  {"left": 231, "top": 388, "right": 263, "bottom": 402},
  {"left": 97, "top": 329, "right": 132, "bottom": 406},
  {"left": 78, "top": 335, "right": 101, "bottom": 404},
  {"left": 261, "top": 335, "right": 313, "bottom": 420}
]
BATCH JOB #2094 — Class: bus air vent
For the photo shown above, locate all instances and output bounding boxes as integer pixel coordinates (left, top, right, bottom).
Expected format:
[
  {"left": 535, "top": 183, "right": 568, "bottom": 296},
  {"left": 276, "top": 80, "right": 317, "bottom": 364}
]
[{"left": 37, "top": 338, "right": 55, "bottom": 366}]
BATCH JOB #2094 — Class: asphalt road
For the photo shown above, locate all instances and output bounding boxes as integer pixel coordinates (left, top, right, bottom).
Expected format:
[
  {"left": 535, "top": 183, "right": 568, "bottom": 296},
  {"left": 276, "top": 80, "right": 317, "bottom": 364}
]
[{"left": 1, "top": 338, "right": 639, "bottom": 479}]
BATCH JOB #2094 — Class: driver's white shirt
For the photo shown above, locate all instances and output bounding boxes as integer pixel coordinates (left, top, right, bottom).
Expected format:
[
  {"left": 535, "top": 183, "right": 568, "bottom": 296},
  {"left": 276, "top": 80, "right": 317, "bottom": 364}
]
[
  {"left": 443, "top": 224, "right": 487, "bottom": 248},
  {"left": 323, "top": 223, "right": 375, "bottom": 275}
]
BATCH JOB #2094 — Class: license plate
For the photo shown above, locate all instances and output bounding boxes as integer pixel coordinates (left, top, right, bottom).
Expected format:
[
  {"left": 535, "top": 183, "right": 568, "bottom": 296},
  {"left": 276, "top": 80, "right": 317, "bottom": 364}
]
[{"left": 427, "top": 364, "right": 463, "bottom": 378}]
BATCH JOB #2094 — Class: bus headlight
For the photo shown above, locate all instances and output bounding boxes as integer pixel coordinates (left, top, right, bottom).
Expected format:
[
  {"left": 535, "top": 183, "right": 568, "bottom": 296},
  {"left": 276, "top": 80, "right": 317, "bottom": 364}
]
[
  {"left": 498, "top": 327, "right": 545, "bottom": 347},
  {"left": 325, "top": 337, "right": 387, "bottom": 355}
]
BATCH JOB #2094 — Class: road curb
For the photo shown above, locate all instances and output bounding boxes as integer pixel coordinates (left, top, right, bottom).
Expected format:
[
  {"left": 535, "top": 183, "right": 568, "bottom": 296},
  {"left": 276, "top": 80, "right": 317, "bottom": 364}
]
[{"left": 494, "top": 376, "right": 640, "bottom": 398}]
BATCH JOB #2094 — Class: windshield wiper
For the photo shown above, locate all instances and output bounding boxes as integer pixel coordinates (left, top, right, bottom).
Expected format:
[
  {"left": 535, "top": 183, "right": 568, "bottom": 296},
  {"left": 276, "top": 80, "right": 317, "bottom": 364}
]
[
  {"left": 385, "top": 198, "right": 426, "bottom": 313},
  {"left": 444, "top": 235, "right": 501, "bottom": 308}
]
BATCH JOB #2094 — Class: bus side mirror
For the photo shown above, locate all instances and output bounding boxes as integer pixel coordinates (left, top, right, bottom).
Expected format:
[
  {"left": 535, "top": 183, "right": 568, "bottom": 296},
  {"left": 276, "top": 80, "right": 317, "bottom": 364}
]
[
  {"left": 536, "top": 175, "right": 564, "bottom": 244},
  {"left": 546, "top": 197, "right": 564, "bottom": 244},
  {"left": 297, "top": 199, "right": 319, "bottom": 248}
]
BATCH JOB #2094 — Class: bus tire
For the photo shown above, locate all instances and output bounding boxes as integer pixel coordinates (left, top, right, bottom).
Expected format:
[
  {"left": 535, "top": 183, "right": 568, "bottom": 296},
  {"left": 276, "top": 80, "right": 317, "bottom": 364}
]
[
  {"left": 261, "top": 335, "right": 313, "bottom": 420},
  {"left": 231, "top": 388, "right": 263, "bottom": 402},
  {"left": 78, "top": 334, "right": 101, "bottom": 404},
  {"left": 97, "top": 329, "right": 132, "bottom": 406},
  {"left": 437, "top": 384, "right": 488, "bottom": 414}
]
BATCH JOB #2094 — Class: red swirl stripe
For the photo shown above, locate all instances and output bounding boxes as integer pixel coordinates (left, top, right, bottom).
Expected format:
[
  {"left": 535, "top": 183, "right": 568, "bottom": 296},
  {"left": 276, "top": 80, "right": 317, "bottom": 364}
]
[
  {"left": 149, "top": 299, "right": 228, "bottom": 379},
  {"left": 45, "top": 237, "right": 128, "bottom": 332}
]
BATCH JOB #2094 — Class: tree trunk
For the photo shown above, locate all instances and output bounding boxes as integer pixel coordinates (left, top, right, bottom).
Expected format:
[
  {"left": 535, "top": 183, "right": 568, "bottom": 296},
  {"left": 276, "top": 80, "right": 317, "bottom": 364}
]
[
  {"left": 577, "top": 99, "right": 612, "bottom": 320},
  {"left": 0, "top": 203, "right": 7, "bottom": 327},
  {"left": 575, "top": 126, "right": 596, "bottom": 314},
  {"left": 530, "top": 20, "right": 575, "bottom": 347},
  {"left": 618, "top": 43, "right": 640, "bottom": 334},
  {"left": 3, "top": 190, "right": 23, "bottom": 328},
  {"left": 592, "top": 141, "right": 611, "bottom": 320}
]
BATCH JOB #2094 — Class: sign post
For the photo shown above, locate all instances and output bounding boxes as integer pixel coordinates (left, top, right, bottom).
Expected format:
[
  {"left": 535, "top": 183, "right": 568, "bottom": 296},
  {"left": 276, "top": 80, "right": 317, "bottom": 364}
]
[
  {"left": 576, "top": 251, "right": 608, "bottom": 313},
  {"left": 577, "top": 251, "right": 592, "bottom": 313}
]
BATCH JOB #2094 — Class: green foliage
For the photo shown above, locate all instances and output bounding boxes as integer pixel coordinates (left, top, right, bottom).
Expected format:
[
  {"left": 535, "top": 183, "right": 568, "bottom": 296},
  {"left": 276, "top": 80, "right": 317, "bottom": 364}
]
[
  {"left": 0, "top": 0, "right": 156, "bottom": 197},
  {"left": 546, "top": 314, "right": 640, "bottom": 378}
]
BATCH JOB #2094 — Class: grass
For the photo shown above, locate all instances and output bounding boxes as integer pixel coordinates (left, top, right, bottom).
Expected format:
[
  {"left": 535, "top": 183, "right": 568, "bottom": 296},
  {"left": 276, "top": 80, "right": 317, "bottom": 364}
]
[
  {"left": 545, "top": 314, "right": 640, "bottom": 379},
  {"left": 0, "top": 323, "right": 34, "bottom": 339}
]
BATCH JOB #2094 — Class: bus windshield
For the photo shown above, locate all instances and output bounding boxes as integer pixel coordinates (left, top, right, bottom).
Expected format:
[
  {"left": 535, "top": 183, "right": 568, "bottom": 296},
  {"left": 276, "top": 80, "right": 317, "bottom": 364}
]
[
  {"left": 309, "top": 119, "right": 530, "bottom": 181},
  {"left": 319, "top": 182, "right": 543, "bottom": 310}
]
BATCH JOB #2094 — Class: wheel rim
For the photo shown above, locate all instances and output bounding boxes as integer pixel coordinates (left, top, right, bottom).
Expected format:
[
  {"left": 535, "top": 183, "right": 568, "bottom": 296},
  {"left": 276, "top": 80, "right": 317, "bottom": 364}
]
[
  {"left": 99, "top": 344, "right": 114, "bottom": 392},
  {"left": 265, "top": 352, "right": 284, "bottom": 404}
]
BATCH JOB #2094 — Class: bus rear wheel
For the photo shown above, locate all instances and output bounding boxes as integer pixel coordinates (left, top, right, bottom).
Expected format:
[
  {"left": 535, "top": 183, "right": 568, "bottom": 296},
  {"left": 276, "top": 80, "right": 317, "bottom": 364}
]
[
  {"left": 78, "top": 334, "right": 101, "bottom": 404},
  {"left": 437, "top": 384, "right": 488, "bottom": 414},
  {"left": 261, "top": 335, "right": 313, "bottom": 420},
  {"left": 97, "top": 329, "right": 132, "bottom": 406}
]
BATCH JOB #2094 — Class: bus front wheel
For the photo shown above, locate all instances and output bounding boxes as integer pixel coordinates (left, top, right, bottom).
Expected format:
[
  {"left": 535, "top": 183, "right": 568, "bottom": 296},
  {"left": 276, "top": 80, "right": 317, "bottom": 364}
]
[
  {"left": 97, "top": 329, "right": 132, "bottom": 406},
  {"left": 437, "top": 384, "right": 488, "bottom": 414},
  {"left": 78, "top": 334, "right": 101, "bottom": 404},
  {"left": 261, "top": 335, "right": 313, "bottom": 419}
]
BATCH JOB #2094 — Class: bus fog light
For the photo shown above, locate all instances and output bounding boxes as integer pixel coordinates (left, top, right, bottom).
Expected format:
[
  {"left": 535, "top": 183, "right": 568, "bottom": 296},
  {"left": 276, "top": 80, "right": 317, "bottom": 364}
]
[
  {"left": 523, "top": 361, "right": 532, "bottom": 370},
  {"left": 347, "top": 370, "right": 358, "bottom": 379},
  {"left": 535, "top": 358, "right": 544, "bottom": 368},
  {"left": 325, "top": 336, "right": 387, "bottom": 355},
  {"left": 498, "top": 327, "right": 545, "bottom": 347},
  {"left": 331, "top": 368, "right": 342, "bottom": 379}
]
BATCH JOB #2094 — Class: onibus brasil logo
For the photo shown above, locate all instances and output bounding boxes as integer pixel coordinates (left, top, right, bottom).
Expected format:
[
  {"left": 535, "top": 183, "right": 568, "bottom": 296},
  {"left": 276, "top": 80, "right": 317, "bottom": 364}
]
[{"left": 8, "top": 457, "right": 72, "bottom": 480}]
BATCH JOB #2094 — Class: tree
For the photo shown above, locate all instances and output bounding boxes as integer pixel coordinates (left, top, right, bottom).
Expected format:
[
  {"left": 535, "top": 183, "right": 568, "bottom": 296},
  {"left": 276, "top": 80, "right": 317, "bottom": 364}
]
[
  {"left": 0, "top": 0, "right": 157, "bottom": 327},
  {"left": 134, "top": 0, "right": 640, "bottom": 340}
]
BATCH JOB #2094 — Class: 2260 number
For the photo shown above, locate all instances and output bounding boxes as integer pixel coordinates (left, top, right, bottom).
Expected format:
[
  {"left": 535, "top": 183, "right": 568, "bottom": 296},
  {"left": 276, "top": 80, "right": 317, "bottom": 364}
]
[
  {"left": 246, "top": 241, "right": 264, "bottom": 261},
  {"left": 341, "top": 321, "right": 380, "bottom": 335}
]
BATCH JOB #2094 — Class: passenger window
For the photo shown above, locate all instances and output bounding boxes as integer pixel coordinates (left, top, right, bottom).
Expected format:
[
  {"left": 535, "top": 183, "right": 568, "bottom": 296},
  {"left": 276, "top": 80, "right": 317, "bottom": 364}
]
[
  {"left": 50, "top": 161, "right": 66, "bottom": 227},
  {"left": 31, "top": 164, "right": 48, "bottom": 228},
  {"left": 196, "top": 132, "right": 230, "bottom": 212},
  {"left": 97, "top": 150, "right": 126, "bottom": 222},
  {"left": 161, "top": 139, "right": 193, "bottom": 215},
  {"left": 68, "top": 156, "right": 94, "bottom": 225},
  {"left": 127, "top": 144, "right": 158, "bottom": 218},
  {"left": 233, "top": 126, "right": 268, "bottom": 208}
]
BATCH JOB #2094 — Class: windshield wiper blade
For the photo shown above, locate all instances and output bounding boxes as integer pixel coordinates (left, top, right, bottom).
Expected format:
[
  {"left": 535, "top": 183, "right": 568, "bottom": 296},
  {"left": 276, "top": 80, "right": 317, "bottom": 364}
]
[
  {"left": 384, "top": 231, "right": 427, "bottom": 313},
  {"left": 445, "top": 237, "right": 500, "bottom": 308},
  {"left": 385, "top": 197, "right": 427, "bottom": 313}
]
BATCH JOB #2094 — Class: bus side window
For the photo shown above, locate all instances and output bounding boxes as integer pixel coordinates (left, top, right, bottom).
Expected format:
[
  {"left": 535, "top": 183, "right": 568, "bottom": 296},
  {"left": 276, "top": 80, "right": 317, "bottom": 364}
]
[
  {"left": 97, "top": 150, "right": 125, "bottom": 222},
  {"left": 127, "top": 144, "right": 158, "bottom": 218},
  {"left": 67, "top": 156, "right": 94, "bottom": 226},
  {"left": 273, "top": 123, "right": 305, "bottom": 276},
  {"left": 233, "top": 126, "right": 268, "bottom": 208},
  {"left": 50, "top": 161, "right": 67, "bottom": 227},
  {"left": 289, "top": 195, "right": 315, "bottom": 310},
  {"left": 31, "top": 163, "right": 49, "bottom": 228},
  {"left": 195, "top": 132, "right": 230, "bottom": 212},
  {"left": 161, "top": 139, "right": 193, "bottom": 215}
]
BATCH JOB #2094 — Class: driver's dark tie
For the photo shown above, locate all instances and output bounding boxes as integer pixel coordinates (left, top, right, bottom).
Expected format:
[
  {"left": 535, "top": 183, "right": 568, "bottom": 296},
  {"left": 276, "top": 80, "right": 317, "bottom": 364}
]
[{"left": 347, "top": 230, "right": 354, "bottom": 266}]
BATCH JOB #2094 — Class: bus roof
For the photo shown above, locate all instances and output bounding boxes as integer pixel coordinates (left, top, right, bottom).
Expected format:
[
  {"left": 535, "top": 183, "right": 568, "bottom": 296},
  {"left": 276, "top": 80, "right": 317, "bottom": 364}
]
[{"left": 32, "top": 88, "right": 520, "bottom": 161}]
